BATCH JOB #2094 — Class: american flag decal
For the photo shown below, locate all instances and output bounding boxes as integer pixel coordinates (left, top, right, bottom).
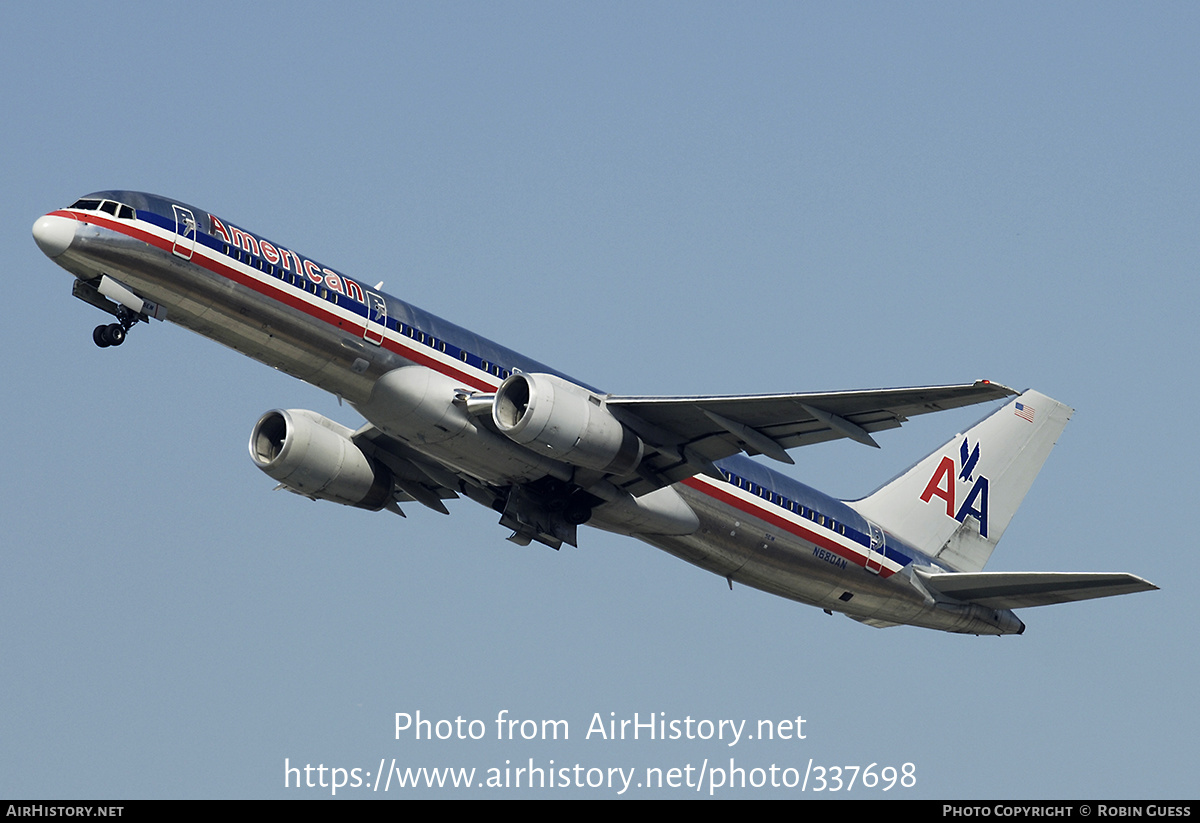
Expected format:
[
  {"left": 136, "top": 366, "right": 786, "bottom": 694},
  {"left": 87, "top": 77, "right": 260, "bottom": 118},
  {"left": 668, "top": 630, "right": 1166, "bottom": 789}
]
[{"left": 1014, "top": 402, "right": 1035, "bottom": 423}]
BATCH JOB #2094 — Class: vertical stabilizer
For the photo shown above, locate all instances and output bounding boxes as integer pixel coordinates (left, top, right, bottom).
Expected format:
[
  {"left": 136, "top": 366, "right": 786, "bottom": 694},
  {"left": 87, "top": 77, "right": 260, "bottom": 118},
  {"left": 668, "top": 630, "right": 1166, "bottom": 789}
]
[{"left": 847, "top": 390, "right": 1072, "bottom": 572}]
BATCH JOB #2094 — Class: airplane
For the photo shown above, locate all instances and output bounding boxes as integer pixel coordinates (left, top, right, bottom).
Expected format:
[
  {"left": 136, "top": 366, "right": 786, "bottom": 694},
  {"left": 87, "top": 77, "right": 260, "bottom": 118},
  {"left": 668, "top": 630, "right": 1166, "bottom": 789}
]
[{"left": 32, "top": 190, "right": 1156, "bottom": 635}]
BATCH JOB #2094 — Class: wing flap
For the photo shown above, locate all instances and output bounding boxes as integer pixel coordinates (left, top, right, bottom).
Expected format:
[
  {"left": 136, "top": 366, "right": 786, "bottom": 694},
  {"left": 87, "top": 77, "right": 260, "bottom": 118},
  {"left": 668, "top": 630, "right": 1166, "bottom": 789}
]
[
  {"left": 353, "top": 425, "right": 465, "bottom": 514},
  {"left": 917, "top": 570, "right": 1158, "bottom": 610}
]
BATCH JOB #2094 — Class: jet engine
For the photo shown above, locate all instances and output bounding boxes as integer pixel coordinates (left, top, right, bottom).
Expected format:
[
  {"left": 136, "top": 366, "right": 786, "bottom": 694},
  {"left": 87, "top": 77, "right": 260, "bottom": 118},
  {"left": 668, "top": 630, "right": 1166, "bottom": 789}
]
[
  {"left": 492, "top": 372, "right": 644, "bottom": 475},
  {"left": 249, "top": 409, "right": 394, "bottom": 510}
]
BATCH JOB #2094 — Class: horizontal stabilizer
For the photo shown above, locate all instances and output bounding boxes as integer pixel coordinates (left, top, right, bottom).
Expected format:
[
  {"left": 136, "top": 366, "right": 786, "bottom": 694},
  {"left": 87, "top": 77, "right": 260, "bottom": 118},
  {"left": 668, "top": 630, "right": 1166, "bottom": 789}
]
[{"left": 917, "top": 570, "right": 1157, "bottom": 610}]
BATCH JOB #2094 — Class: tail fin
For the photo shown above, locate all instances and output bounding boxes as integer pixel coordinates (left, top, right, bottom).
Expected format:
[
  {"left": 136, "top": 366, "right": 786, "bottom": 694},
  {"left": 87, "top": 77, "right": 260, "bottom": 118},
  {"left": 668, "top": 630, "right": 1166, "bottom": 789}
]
[{"left": 847, "top": 390, "right": 1072, "bottom": 572}]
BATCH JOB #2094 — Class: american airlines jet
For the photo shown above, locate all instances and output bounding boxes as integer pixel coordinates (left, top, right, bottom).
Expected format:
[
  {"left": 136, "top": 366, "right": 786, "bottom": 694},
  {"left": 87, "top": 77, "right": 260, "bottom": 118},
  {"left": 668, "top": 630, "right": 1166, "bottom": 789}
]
[{"left": 33, "top": 191, "right": 1155, "bottom": 634}]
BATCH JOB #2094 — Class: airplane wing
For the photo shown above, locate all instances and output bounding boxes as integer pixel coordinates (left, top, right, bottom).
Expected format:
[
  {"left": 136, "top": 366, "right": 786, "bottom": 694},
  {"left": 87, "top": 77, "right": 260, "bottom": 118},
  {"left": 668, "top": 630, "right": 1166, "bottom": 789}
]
[
  {"left": 604, "top": 380, "right": 1016, "bottom": 495},
  {"left": 917, "top": 570, "right": 1159, "bottom": 609}
]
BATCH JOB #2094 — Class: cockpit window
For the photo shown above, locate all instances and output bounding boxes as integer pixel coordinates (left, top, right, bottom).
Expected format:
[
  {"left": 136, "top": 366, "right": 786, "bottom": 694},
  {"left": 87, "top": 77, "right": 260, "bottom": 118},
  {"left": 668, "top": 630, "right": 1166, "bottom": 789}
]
[{"left": 69, "top": 198, "right": 136, "bottom": 220}]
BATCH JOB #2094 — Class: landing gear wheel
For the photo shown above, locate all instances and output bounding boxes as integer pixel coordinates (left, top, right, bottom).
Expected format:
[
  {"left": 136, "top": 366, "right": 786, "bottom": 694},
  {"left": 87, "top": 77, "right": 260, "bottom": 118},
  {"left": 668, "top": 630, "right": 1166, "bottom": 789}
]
[
  {"left": 564, "top": 502, "right": 593, "bottom": 526},
  {"left": 92, "top": 322, "right": 130, "bottom": 348}
]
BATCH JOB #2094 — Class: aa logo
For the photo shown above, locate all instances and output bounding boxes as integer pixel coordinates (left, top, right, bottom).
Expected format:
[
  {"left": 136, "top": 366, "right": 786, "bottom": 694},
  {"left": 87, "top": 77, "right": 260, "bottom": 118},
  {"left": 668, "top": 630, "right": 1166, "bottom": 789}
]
[{"left": 919, "top": 438, "right": 990, "bottom": 537}]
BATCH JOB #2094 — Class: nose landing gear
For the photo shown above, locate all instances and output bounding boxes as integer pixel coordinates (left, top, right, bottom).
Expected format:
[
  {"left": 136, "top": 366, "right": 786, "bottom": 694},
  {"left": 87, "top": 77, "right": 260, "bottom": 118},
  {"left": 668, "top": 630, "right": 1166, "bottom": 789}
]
[
  {"left": 71, "top": 276, "right": 166, "bottom": 350},
  {"left": 91, "top": 306, "right": 137, "bottom": 348},
  {"left": 93, "top": 323, "right": 125, "bottom": 347}
]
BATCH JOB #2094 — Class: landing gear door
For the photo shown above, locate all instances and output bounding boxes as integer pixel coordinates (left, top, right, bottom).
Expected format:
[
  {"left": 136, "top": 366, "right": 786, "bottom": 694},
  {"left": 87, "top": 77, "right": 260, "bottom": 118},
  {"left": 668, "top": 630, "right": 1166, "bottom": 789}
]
[
  {"left": 172, "top": 205, "right": 196, "bottom": 260},
  {"left": 364, "top": 291, "right": 386, "bottom": 346}
]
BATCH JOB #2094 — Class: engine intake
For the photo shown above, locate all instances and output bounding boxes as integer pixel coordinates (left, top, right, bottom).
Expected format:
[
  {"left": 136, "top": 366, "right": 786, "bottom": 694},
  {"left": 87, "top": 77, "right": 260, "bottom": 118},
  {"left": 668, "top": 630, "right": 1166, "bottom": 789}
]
[
  {"left": 492, "top": 372, "right": 643, "bottom": 475},
  {"left": 249, "top": 409, "right": 394, "bottom": 510}
]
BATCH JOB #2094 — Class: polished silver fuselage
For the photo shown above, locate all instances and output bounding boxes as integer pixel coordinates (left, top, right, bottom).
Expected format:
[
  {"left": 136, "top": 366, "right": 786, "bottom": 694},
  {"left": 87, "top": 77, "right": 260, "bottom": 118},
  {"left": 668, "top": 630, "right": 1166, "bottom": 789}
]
[{"left": 36, "top": 193, "right": 1023, "bottom": 635}]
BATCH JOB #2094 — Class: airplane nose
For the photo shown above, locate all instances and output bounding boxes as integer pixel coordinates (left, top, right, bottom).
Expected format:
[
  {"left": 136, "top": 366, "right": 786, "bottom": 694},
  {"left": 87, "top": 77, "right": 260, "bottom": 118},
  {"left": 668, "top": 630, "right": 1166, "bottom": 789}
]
[{"left": 32, "top": 214, "right": 77, "bottom": 258}]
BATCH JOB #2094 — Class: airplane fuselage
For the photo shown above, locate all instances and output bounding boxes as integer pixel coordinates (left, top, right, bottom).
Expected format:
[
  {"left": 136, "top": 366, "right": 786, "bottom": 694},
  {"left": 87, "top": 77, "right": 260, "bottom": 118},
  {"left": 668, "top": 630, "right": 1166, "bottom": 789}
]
[{"left": 33, "top": 190, "right": 1037, "bottom": 634}]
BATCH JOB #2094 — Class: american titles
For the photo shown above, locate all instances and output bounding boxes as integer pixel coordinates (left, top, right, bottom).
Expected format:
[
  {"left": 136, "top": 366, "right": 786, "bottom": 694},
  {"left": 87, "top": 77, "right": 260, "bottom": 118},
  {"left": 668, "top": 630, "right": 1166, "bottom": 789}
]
[{"left": 209, "top": 213, "right": 368, "bottom": 305}]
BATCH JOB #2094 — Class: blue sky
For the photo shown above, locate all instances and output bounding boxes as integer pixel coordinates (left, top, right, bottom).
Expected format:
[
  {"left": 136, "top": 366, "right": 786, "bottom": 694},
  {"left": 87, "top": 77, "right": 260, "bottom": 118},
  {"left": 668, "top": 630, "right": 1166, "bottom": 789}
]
[{"left": 3, "top": 2, "right": 1196, "bottom": 798}]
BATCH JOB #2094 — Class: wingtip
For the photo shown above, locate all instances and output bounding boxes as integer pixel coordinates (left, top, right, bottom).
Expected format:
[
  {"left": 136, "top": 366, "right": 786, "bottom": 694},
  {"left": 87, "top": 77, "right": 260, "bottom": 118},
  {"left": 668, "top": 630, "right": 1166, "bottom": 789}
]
[{"left": 977, "top": 379, "right": 1018, "bottom": 396}]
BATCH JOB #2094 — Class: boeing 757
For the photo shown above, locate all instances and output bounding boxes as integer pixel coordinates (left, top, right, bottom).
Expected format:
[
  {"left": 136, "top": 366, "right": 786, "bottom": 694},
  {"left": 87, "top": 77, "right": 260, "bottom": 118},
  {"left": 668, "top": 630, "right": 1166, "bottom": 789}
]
[{"left": 32, "top": 191, "right": 1156, "bottom": 634}]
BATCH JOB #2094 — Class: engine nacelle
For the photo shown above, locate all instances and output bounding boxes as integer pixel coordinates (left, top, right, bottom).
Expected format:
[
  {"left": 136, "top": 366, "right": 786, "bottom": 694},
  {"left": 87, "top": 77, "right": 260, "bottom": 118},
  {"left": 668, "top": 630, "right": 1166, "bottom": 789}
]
[
  {"left": 492, "top": 372, "right": 644, "bottom": 475},
  {"left": 249, "top": 409, "right": 393, "bottom": 510},
  {"left": 353, "top": 365, "right": 572, "bottom": 485}
]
